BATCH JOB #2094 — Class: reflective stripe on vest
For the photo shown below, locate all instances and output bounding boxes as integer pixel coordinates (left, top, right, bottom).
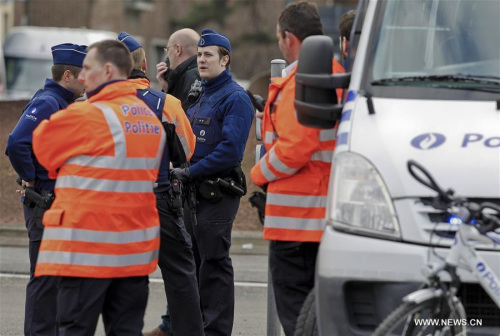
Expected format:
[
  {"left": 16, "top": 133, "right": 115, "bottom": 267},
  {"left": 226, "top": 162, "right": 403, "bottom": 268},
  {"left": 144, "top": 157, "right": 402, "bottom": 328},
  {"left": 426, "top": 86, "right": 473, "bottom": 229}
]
[
  {"left": 258, "top": 146, "right": 299, "bottom": 183},
  {"left": 264, "top": 131, "right": 278, "bottom": 145},
  {"left": 56, "top": 176, "right": 154, "bottom": 192},
  {"left": 266, "top": 192, "right": 327, "bottom": 208},
  {"left": 162, "top": 113, "right": 192, "bottom": 159},
  {"left": 43, "top": 226, "right": 159, "bottom": 243},
  {"left": 264, "top": 216, "right": 325, "bottom": 231},
  {"left": 58, "top": 103, "right": 164, "bottom": 192},
  {"left": 65, "top": 103, "right": 163, "bottom": 170},
  {"left": 268, "top": 147, "right": 298, "bottom": 175},
  {"left": 310, "top": 150, "right": 333, "bottom": 163},
  {"left": 319, "top": 129, "right": 336, "bottom": 141},
  {"left": 264, "top": 192, "right": 327, "bottom": 232},
  {"left": 38, "top": 249, "right": 159, "bottom": 267},
  {"left": 259, "top": 157, "right": 278, "bottom": 182}
]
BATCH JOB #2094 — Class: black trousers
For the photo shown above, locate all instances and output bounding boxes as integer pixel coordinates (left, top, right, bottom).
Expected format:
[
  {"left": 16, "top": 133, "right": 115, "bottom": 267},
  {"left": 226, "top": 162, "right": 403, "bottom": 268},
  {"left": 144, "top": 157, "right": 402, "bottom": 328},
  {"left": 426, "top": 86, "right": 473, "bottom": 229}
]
[
  {"left": 23, "top": 204, "right": 59, "bottom": 336},
  {"left": 184, "top": 191, "right": 240, "bottom": 336},
  {"left": 155, "top": 191, "right": 204, "bottom": 336},
  {"left": 269, "top": 241, "right": 319, "bottom": 336},
  {"left": 57, "top": 276, "right": 148, "bottom": 336}
]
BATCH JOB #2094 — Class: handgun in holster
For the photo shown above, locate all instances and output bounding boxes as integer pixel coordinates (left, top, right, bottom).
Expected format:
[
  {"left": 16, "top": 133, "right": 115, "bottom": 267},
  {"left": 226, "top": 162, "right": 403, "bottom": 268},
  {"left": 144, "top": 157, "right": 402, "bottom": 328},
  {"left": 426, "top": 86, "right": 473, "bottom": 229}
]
[
  {"left": 216, "top": 178, "right": 245, "bottom": 197},
  {"left": 16, "top": 177, "right": 55, "bottom": 228},
  {"left": 170, "top": 179, "right": 184, "bottom": 218}
]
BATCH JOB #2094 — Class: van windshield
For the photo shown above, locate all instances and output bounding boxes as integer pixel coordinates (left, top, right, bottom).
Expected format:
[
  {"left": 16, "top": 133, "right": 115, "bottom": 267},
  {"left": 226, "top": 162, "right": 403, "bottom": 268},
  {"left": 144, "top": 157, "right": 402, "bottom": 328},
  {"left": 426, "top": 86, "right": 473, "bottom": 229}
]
[
  {"left": 6, "top": 57, "right": 53, "bottom": 94},
  {"left": 370, "top": 0, "right": 500, "bottom": 92}
]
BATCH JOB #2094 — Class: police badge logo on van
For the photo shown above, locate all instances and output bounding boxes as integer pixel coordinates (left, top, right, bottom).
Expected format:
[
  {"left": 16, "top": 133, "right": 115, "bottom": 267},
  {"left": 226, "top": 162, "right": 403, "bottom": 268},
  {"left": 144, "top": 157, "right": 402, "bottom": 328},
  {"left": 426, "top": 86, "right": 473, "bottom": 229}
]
[{"left": 411, "top": 133, "right": 446, "bottom": 150}]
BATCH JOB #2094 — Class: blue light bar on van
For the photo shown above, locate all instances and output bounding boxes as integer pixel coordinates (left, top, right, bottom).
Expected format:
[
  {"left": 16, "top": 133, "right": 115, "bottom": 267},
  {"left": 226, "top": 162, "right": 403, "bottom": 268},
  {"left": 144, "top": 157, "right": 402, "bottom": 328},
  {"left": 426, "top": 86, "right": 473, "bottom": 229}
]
[
  {"left": 447, "top": 215, "right": 463, "bottom": 225},
  {"left": 446, "top": 215, "right": 477, "bottom": 226}
]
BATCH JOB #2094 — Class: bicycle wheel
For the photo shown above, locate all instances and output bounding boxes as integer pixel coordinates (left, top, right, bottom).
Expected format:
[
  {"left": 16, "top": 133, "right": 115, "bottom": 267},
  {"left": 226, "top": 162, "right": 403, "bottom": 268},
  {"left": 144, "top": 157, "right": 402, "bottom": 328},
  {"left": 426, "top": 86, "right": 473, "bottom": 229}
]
[{"left": 372, "top": 295, "right": 466, "bottom": 336}]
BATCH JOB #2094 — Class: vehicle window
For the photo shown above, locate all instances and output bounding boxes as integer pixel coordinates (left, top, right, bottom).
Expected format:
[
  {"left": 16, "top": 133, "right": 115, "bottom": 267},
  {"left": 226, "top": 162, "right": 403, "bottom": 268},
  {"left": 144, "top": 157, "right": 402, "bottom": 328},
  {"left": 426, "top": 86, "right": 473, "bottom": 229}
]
[
  {"left": 6, "top": 57, "right": 53, "bottom": 94},
  {"left": 371, "top": 0, "right": 499, "bottom": 88}
]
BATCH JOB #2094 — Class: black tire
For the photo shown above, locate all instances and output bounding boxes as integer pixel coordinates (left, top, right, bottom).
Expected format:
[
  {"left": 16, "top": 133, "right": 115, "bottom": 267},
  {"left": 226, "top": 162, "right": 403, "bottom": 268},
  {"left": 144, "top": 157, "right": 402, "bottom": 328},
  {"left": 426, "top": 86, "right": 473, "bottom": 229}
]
[
  {"left": 294, "top": 290, "right": 319, "bottom": 336},
  {"left": 372, "top": 295, "right": 466, "bottom": 336}
]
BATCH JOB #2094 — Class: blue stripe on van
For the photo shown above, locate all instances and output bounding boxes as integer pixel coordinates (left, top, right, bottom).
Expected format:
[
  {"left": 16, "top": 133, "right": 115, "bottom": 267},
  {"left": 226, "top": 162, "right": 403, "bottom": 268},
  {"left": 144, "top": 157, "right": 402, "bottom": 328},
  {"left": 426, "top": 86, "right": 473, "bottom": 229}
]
[
  {"left": 341, "top": 109, "right": 352, "bottom": 122},
  {"left": 346, "top": 91, "right": 357, "bottom": 103},
  {"left": 337, "top": 132, "right": 349, "bottom": 145}
]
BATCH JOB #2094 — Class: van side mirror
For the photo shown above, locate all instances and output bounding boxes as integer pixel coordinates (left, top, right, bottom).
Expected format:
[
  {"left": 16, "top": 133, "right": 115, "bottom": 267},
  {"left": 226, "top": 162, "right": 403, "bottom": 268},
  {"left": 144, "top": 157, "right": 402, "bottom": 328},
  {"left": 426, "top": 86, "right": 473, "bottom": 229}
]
[{"left": 295, "top": 36, "right": 351, "bottom": 129}]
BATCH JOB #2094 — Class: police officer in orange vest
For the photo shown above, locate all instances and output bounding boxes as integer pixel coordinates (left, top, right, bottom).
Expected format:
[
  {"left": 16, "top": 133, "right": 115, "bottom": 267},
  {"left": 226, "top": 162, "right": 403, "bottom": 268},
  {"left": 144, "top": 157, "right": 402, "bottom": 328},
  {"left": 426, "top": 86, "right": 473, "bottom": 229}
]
[
  {"left": 31, "top": 40, "right": 165, "bottom": 336},
  {"left": 250, "top": 2, "right": 345, "bottom": 335},
  {"left": 118, "top": 32, "right": 204, "bottom": 336},
  {"left": 5, "top": 43, "right": 86, "bottom": 336}
]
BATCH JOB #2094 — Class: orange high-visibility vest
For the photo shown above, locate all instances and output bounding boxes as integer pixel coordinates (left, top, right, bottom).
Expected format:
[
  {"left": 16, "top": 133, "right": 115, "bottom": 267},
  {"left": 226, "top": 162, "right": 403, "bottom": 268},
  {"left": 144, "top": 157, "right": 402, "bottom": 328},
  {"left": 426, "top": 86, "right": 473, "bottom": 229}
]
[
  {"left": 250, "top": 60, "right": 345, "bottom": 242},
  {"left": 128, "top": 77, "right": 150, "bottom": 89},
  {"left": 129, "top": 76, "right": 196, "bottom": 162},
  {"left": 32, "top": 80, "right": 165, "bottom": 278}
]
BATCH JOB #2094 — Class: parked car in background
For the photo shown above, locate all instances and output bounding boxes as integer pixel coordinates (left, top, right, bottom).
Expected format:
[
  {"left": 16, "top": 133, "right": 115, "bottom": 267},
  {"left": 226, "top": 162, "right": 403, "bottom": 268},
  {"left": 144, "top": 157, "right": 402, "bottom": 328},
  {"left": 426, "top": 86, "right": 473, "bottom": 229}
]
[
  {"left": 0, "top": 46, "right": 7, "bottom": 98},
  {"left": 3, "top": 26, "right": 116, "bottom": 99}
]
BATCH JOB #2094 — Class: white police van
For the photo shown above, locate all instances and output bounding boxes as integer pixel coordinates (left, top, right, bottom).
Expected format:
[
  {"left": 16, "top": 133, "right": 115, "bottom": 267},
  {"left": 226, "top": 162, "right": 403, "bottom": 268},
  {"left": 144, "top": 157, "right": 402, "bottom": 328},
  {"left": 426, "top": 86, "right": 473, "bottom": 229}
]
[
  {"left": 294, "top": 0, "right": 500, "bottom": 335},
  {"left": 3, "top": 26, "right": 116, "bottom": 99}
]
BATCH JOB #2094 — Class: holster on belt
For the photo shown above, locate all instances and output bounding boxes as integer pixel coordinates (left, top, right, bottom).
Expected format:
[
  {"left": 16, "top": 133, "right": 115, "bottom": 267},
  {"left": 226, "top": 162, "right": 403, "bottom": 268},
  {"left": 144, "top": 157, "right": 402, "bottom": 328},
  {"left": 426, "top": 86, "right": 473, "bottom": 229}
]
[
  {"left": 170, "top": 179, "right": 183, "bottom": 218},
  {"left": 155, "top": 181, "right": 184, "bottom": 218},
  {"left": 198, "top": 165, "right": 248, "bottom": 201},
  {"left": 16, "top": 178, "right": 54, "bottom": 229}
]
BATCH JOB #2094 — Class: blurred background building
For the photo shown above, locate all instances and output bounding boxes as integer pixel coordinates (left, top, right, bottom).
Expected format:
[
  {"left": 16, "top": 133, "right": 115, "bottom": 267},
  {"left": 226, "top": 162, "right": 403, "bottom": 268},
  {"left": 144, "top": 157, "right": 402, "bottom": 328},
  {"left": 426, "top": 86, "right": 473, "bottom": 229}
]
[
  {"left": 2, "top": 0, "right": 357, "bottom": 83},
  {"left": 0, "top": 0, "right": 357, "bottom": 230}
]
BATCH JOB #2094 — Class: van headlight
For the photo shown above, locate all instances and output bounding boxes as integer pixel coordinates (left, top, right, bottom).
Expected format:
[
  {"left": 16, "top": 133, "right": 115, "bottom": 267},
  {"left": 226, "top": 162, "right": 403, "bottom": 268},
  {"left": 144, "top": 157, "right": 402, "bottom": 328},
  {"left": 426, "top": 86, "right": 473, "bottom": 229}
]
[{"left": 330, "top": 152, "right": 401, "bottom": 240}]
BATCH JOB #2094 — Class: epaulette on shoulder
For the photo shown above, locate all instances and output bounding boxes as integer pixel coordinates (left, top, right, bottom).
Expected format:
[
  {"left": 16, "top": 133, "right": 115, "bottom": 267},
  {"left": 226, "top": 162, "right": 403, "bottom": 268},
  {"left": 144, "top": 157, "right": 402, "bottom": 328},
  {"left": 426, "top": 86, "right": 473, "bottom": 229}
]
[{"left": 137, "top": 88, "right": 166, "bottom": 118}]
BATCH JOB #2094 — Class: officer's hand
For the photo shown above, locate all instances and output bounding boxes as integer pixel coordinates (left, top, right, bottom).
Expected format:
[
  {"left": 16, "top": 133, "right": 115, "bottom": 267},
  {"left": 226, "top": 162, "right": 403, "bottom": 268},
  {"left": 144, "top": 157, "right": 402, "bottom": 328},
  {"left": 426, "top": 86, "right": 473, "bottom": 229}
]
[
  {"left": 22, "top": 180, "right": 34, "bottom": 188},
  {"left": 156, "top": 62, "right": 170, "bottom": 92},
  {"left": 170, "top": 168, "right": 191, "bottom": 184}
]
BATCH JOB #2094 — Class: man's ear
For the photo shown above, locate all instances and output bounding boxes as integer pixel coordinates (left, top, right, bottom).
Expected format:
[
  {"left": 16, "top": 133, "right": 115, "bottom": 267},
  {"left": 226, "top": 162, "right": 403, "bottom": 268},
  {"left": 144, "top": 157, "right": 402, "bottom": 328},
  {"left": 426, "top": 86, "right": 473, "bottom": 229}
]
[
  {"left": 142, "top": 58, "right": 147, "bottom": 72},
  {"left": 104, "top": 63, "right": 113, "bottom": 78},
  {"left": 342, "top": 36, "right": 350, "bottom": 56},
  {"left": 221, "top": 55, "right": 229, "bottom": 67},
  {"left": 63, "top": 69, "right": 72, "bottom": 82},
  {"left": 286, "top": 31, "right": 300, "bottom": 49}
]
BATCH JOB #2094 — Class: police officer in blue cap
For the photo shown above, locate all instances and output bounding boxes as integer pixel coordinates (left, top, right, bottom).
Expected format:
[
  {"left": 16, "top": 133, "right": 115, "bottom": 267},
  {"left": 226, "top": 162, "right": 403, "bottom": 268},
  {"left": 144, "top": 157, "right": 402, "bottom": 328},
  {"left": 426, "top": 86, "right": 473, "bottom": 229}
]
[
  {"left": 117, "top": 31, "right": 204, "bottom": 336},
  {"left": 170, "top": 28, "right": 254, "bottom": 336},
  {"left": 5, "top": 43, "right": 86, "bottom": 336}
]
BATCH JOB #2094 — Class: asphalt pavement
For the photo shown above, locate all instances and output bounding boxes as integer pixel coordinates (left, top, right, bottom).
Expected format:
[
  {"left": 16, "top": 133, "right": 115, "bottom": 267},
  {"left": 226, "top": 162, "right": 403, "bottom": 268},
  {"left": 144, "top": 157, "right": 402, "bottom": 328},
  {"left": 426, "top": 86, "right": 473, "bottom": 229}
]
[{"left": 0, "top": 228, "right": 277, "bottom": 336}]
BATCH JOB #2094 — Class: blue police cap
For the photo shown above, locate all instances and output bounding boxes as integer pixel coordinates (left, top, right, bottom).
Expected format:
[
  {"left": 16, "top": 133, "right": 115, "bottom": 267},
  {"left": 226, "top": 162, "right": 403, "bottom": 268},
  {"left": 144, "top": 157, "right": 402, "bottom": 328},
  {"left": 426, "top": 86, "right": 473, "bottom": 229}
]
[
  {"left": 51, "top": 43, "right": 87, "bottom": 67},
  {"left": 198, "top": 29, "right": 231, "bottom": 52},
  {"left": 117, "top": 32, "right": 142, "bottom": 52}
]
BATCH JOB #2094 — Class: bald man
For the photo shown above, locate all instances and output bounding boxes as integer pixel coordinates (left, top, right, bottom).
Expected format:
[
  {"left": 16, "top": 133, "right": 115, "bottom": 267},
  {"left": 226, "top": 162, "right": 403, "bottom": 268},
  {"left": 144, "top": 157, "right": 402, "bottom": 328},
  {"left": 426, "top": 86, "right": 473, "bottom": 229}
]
[{"left": 156, "top": 28, "right": 201, "bottom": 111}]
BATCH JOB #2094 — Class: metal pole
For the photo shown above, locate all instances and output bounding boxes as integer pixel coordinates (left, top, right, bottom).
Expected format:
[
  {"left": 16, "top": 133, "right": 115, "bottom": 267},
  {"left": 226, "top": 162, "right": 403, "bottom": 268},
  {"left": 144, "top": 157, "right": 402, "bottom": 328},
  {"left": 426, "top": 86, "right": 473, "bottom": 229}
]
[
  {"left": 270, "top": 59, "right": 287, "bottom": 78},
  {"left": 266, "top": 58, "right": 286, "bottom": 336}
]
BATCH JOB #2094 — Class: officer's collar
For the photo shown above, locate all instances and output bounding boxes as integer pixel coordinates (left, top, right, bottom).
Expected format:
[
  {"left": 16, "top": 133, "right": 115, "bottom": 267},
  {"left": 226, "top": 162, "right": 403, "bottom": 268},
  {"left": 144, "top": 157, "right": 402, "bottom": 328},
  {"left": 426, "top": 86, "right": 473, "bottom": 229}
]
[
  {"left": 168, "top": 55, "right": 197, "bottom": 86},
  {"left": 44, "top": 78, "right": 76, "bottom": 103},
  {"left": 86, "top": 80, "right": 124, "bottom": 99},
  {"left": 176, "top": 55, "right": 197, "bottom": 74},
  {"left": 129, "top": 69, "right": 148, "bottom": 80},
  {"left": 201, "top": 69, "right": 231, "bottom": 94},
  {"left": 283, "top": 60, "right": 298, "bottom": 77}
]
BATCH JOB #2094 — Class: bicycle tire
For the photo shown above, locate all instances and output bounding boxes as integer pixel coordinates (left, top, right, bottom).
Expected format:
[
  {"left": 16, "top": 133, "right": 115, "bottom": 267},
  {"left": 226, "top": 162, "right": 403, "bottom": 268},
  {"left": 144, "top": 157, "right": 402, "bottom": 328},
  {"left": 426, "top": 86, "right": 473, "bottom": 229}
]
[
  {"left": 294, "top": 290, "right": 318, "bottom": 336},
  {"left": 372, "top": 295, "right": 466, "bottom": 336}
]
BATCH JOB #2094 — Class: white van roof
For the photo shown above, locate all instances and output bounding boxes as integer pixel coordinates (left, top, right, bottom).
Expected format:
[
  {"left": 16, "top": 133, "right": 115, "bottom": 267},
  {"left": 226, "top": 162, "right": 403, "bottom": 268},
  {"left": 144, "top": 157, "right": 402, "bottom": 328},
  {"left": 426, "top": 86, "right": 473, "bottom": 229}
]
[{"left": 3, "top": 26, "right": 117, "bottom": 59}]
